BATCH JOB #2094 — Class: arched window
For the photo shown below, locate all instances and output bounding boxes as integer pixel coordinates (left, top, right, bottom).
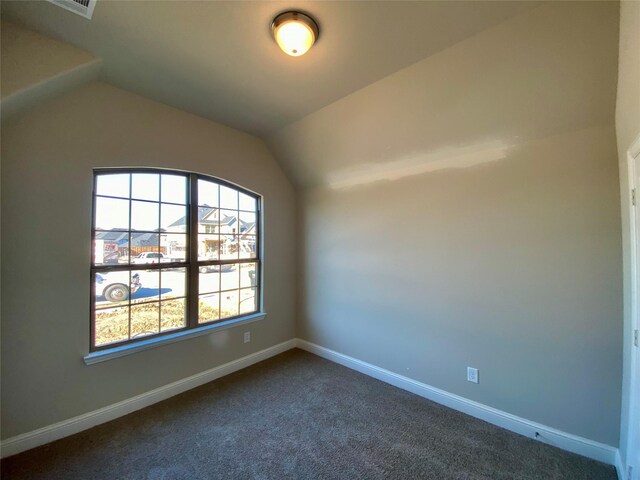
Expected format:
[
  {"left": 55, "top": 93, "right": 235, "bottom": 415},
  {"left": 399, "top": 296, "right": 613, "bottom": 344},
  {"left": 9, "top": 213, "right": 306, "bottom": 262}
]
[{"left": 90, "top": 169, "right": 261, "bottom": 352}]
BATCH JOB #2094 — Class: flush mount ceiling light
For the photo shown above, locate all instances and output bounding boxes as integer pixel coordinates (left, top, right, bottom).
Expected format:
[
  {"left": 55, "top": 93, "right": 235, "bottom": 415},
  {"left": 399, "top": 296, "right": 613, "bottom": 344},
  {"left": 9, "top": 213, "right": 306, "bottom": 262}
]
[{"left": 271, "top": 11, "right": 319, "bottom": 57}]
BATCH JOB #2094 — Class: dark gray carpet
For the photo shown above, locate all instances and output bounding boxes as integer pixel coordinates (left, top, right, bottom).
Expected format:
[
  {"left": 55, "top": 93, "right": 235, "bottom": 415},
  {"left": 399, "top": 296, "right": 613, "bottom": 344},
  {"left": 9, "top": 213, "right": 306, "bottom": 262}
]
[{"left": 1, "top": 349, "right": 617, "bottom": 480}]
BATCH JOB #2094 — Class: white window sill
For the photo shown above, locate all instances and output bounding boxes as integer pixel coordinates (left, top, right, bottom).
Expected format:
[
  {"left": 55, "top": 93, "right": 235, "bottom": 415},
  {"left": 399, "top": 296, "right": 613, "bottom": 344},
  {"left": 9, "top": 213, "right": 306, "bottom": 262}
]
[{"left": 83, "top": 312, "right": 267, "bottom": 365}]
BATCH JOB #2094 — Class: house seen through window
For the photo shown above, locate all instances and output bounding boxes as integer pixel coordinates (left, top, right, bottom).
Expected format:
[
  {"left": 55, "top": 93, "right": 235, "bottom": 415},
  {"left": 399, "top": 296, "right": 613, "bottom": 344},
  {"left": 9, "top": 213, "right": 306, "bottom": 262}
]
[{"left": 91, "top": 169, "right": 261, "bottom": 351}]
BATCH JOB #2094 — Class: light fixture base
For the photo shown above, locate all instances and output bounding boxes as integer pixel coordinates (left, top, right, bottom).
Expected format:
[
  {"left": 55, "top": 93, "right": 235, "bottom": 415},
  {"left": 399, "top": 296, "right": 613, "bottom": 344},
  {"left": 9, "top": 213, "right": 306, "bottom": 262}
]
[{"left": 271, "top": 11, "right": 319, "bottom": 57}]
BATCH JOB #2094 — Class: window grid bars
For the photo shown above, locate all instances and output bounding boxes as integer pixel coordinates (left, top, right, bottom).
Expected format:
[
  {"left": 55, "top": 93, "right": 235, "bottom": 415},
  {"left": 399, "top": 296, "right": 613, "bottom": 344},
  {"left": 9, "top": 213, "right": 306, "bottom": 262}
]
[{"left": 90, "top": 169, "right": 261, "bottom": 352}]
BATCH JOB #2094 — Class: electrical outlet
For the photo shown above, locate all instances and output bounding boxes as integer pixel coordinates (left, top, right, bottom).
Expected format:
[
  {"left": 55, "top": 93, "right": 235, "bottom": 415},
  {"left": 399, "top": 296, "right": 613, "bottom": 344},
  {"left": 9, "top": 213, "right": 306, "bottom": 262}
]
[
  {"left": 467, "top": 367, "right": 479, "bottom": 384},
  {"left": 243, "top": 331, "right": 251, "bottom": 343}
]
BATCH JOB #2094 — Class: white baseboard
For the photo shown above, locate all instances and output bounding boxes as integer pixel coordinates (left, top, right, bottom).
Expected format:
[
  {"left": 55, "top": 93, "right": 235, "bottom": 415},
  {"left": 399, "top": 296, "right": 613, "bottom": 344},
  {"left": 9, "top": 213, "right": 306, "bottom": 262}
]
[
  {"left": 1, "top": 337, "right": 621, "bottom": 471},
  {"left": 616, "top": 449, "right": 626, "bottom": 480},
  {"left": 295, "top": 339, "right": 619, "bottom": 467},
  {"left": 0, "top": 339, "right": 297, "bottom": 459}
]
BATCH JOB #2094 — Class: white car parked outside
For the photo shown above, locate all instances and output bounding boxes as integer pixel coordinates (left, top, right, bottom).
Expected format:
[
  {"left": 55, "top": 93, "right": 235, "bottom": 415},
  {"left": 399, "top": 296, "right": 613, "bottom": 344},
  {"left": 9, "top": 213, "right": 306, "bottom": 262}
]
[{"left": 96, "top": 271, "right": 142, "bottom": 302}]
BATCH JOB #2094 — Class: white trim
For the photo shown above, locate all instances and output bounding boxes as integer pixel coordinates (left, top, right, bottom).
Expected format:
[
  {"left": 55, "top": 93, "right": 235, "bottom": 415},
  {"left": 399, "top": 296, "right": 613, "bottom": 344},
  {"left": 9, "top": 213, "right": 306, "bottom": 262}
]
[
  {"left": 623, "top": 132, "right": 640, "bottom": 480},
  {"left": 1, "top": 339, "right": 296, "bottom": 459},
  {"left": 295, "top": 339, "right": 618, "bottom": 466},
  {"left": 84, "top": 313, "right": 267, "bottom": 365},
  {"left": 616, "top": 449, "right": 626, "bottom": 480}
]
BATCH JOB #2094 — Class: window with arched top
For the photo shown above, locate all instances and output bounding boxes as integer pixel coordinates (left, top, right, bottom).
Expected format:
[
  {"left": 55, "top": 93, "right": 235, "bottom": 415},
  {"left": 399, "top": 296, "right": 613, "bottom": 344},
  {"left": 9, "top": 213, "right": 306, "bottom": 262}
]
[{"left": 90, "top": 169, "right": 261, "bottom": 353}]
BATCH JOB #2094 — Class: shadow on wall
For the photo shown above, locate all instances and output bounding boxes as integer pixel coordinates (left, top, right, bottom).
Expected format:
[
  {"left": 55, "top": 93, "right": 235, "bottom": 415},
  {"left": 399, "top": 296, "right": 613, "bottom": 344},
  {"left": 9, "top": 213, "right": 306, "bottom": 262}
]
[{"left": 326, "top": 140, "right": 511, "bottom": 190}]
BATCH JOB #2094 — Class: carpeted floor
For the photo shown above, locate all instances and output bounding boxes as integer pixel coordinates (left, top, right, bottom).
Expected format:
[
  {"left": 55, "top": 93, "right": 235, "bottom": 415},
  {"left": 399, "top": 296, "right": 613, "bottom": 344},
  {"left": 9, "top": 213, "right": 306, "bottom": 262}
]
[{"left": 1, "top": 349, "right": 617, "bottom": 480}]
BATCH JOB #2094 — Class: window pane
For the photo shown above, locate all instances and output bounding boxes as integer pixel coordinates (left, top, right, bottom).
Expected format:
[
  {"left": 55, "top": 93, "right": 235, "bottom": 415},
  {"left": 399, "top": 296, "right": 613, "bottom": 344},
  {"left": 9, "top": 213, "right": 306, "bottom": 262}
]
[
  {"left": 239, "top": 192, "right": 256, "bottom": 212},
  {"left": 132, "top": 173, "right": 159, "bottom": 201},
  {"left": 162, "top": 267, "right": 186, "bottom": 298},
  {"left": 94, "top": 235, "right": 128, "bottom": 266},
  {"left": 198, "top": 179, "right": 218, "bottom": 207},
  {"left": 161, "top": 298, "right": 186, "bottom": 332},
  {"left": 100, "top": 233, "right": 130, "bottom": 264},
  {"left": 221, "top": 289, "right": 239, "bottom": 318},
  {"left": 95, "top": 270, "right": 137, "bottom": 309},
  {"left": 132, "top": 269, "right": 159, "bottom": 303},
  {"left": 130, "top": 236, "right": 160, "bottom": 263},
  {"left": 219, "top": 209, "right": 238, "bottom": 234},
  {"left": 200, "top": 270, "right": 220, "bottom": 294},
  {"left": 96, "top": 173, "right": 130, "bottom": 198},
  {"left": 95, "top": 306, "right": 130, "bottom": 346},
  {"left": 161, "top": 174, "right": 187, "bottom": 204},
  {"left": 95, "top": 197, "right": 129, "bottom": 230},
  {"left": 131, "top": 200, "right": 159, "bottom": 231},
  {"left": 240, "top": 263, "right": 257, "bottom": 288},
  {"left": 239, "top": 211, "right": 256, "bottom": 233},
  {"left": 131, "top": 302, "right": 160, "bottom": 339},
  {"left": 220, "top": 185, "right": 238, "bottom": 210},
  {"left": 239, "top": 235, "right": 257, "bottom": 259},
  {"left": 220, "top": 264, "right": 239, "bottom": 291},
  {"left": 198, "top": 206, "right": 219, "bottom": 233},
  {"left": 161, "top": 204, "right": 187, "bottom": 232},
  {"left": 239, "top": 288, "right": 257, "bottom": 314},
  {"left": 220, "top": 235, "right": 239, "bottom": 260},
  {"left": 199, "top": 293, "right": 220, "bottom": 324},
  {"left": 162, "top": 233, "right": 187, "bottom": 262},
  {"left": 198, "top": 234, "right": 220, "bottom": 259}
]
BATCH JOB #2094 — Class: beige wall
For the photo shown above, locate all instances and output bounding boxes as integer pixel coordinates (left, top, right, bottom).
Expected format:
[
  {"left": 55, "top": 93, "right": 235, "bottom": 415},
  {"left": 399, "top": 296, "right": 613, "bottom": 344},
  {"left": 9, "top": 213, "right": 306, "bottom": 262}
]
[
  {"left": 0, "top": 20, "right": 94, "bottom": 98},
  {"left": 615, "top": 0, "right": 640, "bottom": 469},
  {"left": 272, "top": 1, "right": 623, "bottom": 446},
  {"left": 0, "top": 82, "right": 297, "bottom": 439},
  {"left": 0, "top": 21, "right": 102, "bottom": 120},
  {"left": 299, "top": 125, "right": 622, "bottom": 446}
]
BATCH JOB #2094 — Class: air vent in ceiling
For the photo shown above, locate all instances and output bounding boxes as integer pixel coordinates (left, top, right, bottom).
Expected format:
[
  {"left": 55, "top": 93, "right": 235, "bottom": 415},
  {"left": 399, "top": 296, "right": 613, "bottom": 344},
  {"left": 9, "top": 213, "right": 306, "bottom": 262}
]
[{"left": 47, "top": 0, "right": 96, "bottom": 19}]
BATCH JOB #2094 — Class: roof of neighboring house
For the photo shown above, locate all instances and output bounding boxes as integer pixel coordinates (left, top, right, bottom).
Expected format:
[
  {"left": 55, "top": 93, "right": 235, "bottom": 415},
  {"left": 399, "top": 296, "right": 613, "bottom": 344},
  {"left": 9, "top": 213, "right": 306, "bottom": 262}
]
[
  {"left": 170, "top": 206, "right": 212, "bottom": 227},
  {"left": 239, "top": 221, "right": 255, "bottom": 236},
  {"left": 95, "top": 231, "right": 161, "bottom": 247},
  {"left": 96, "top": 207, "right": 254, "bottom": 244},
  {"left": 169, "top": 206, "right": 237, "bottom": 229}
]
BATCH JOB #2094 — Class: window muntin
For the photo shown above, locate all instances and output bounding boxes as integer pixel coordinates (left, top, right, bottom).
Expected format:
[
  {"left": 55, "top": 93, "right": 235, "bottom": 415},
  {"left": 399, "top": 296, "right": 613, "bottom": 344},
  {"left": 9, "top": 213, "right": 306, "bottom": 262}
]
[{"left": 91, "top": 169, "right": 261, "bottom": 351}]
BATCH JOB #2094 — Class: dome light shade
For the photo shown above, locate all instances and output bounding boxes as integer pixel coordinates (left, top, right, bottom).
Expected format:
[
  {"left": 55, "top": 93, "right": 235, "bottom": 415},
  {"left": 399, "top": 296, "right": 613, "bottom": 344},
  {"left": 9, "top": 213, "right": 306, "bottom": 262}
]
[{"left": 272, "top": 11, "right": 319, "bottom": 57}]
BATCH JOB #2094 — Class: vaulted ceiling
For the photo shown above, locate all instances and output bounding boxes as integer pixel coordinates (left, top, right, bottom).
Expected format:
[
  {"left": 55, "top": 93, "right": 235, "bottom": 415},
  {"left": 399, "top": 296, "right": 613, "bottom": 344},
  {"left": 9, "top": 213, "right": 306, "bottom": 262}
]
[{"left": 1, "top": 0, "right": 536, "bottom": 136}]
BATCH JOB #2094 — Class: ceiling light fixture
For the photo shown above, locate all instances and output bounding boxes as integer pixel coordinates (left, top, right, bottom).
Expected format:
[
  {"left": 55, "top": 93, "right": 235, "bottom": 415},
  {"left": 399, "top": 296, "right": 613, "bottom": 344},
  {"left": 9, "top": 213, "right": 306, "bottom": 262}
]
[{"left": 271, "top": 11, "right": 319, "bottom": 57}]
